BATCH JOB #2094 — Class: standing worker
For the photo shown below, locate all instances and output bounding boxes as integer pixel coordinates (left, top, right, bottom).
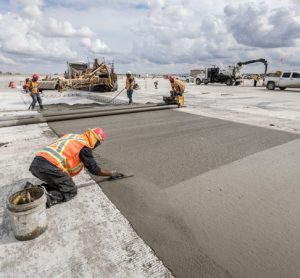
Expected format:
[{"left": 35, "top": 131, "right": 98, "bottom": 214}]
[
  {"left": 23, "top": 78, "right": 31, "bottom": 93},
  {"left": 253, "top": 75, "right": 260, "bottom": 87},
  {"left": 93, "top": 58, "right": 100, "bottom": 70},
  {"left": 28, "top": 128, "right": 121, "bottom": 207},
  {"left": 29, "top": 73, "right": 44, "bottom": 110},
  {"left": 125, "top": 71, "right": 135, "bottom": 104}
]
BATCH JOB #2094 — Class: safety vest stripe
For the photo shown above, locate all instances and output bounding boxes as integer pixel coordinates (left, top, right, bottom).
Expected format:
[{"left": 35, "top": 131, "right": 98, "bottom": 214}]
[
  {"left": 43, "top": 147, "right": 66, "bottom": 168},
  {"left": 57, "top": 137, "right": 86, "bottom": 154},
  {"left": 69, "top": 163, "right": 83, "bottom": 173},
  {"left": 56, "top": 134, "right": 77, "bottom": 152}
]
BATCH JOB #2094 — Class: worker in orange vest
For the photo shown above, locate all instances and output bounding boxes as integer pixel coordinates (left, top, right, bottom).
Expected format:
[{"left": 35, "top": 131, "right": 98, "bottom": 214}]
[
  {"left": 125, "top": 71, "right": 135, "bottom": 104},
  {"left": 29, "top": 73, "right": 44, "bottom": 110},
  {"left": 29, "top": 128, "right": 120, "bottom": 207},
  {"left": 168, "top": 75, "right": 185, "bottom": 96}
]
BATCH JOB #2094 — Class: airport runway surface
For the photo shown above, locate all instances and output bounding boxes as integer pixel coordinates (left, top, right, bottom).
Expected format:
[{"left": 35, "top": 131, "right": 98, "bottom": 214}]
[{"left": 50, "top": 109, "right": 300, "bottom": 278}]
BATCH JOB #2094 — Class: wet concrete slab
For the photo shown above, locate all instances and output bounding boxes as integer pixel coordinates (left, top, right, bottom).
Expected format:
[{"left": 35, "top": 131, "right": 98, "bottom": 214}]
[
  {"left": 0, "top": 123, "right": 172, "bottom": 278},
  {"left": 49, "top": 110, "right": 300, "bottom": 278}
]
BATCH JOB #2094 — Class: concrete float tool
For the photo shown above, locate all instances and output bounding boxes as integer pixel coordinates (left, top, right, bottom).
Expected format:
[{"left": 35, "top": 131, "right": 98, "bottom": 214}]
[{"left": 77, "top": 174, "right": 134, "bottom": 189}]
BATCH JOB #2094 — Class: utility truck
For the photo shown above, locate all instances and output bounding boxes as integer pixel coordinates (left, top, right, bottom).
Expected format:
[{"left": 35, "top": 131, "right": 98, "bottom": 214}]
[
  {"left": 195, "top": 66, "right": 241, "bottom": 86},
  {"left": 195, "top": 58, "right": 268, "bottom": 86},
  {"left": 265, "top": 71, "right": 300, "bottom": 90}
]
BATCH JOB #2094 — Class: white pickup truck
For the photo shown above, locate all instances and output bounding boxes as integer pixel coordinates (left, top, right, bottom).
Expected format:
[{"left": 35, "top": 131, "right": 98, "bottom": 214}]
[{"left": 265, "top": 71, "right": 300, "bottom": 90}]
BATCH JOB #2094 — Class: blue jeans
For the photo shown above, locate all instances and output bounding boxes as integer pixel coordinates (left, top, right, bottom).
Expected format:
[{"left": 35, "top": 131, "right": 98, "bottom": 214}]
[
  {"left": 30, "top": 93, "right": 43, "bottom": 109},
  {"left": 127, "top": 89, "right": 133, "bottom": 104}
]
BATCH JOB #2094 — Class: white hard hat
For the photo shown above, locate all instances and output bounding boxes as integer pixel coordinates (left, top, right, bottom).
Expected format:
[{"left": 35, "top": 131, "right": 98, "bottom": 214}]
[{"left": 126, "top": 71, "right": 132, "bottom": 75}]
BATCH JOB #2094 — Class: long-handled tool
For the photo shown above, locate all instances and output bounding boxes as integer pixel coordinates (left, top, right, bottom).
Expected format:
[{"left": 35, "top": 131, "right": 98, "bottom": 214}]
[
  {"left": 77, "top": 174, "right": 134, "bottom": 189},
  {"left": 106, "top": 88, "right": 126, "bottom": 104}
]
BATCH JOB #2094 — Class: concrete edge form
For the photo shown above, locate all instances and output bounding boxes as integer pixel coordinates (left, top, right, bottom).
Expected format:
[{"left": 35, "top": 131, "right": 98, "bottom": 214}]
[{"left": 0, "top": 104, "right": 178, "bottom": 128}]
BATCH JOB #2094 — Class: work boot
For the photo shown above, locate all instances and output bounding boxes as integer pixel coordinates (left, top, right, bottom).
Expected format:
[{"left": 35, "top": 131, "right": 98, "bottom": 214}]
[{"left": 46, "top": 190, "right": 64, "bottom": 208}]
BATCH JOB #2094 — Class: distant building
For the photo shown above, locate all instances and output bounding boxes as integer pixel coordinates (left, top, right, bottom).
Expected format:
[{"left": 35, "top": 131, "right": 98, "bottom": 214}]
[{"left": 190, "top": 69, "right": 204, "bottom": 77}]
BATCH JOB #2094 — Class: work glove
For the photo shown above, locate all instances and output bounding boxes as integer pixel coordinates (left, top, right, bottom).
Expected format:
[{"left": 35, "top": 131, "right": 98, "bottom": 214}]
[
  {"left": 110, "top": 170, "right": 119, "bottom": 179},
  {"left": 110, "top": 170, "right": 124, "bottom": 179}
]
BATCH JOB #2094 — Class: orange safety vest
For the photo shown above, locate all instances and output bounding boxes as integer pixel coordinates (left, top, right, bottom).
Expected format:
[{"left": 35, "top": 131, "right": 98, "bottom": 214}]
[
  {"left": 172, "top": 80, "right": 185, "bottom": 93},
  {"left": 30, "top": 81, "right": 39, "bottom": 94},
  {"left": 36, "top": 129, "right": 99, "bottom": 176},
  {"left": 126, "top": 77, "right": 135, "bottom": 90}
]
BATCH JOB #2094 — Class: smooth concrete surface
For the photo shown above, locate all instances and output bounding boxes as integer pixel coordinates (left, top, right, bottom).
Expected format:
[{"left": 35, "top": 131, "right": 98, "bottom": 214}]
[
  {"left": 0, "top": 124, "right": 172, "bottom": 278},
  {"left": 50, "top": 110, "right": 300, "bottom": 278},
  {"left": 164, "top": 138, "right": 300, "bottom": 278}
]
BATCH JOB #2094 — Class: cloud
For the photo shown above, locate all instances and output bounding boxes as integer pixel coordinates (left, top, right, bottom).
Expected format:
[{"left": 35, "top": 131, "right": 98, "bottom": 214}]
[
  {"left": 10, "top": 0, "right": 43, "bottom": 18},
  {"left": 39, "top": 18, "right": 93, "bottom": 38},
  {"left": 128, "top": 0, "right": 300, "bottom": 72},
  {"left": 224, "top": 3, "right": 300, "bottom": 48},
  {"left": 0, "top": 0, "right": 111, "bottom": 69},
  {"left": 80, "top": 38, "right": 109, "bottom": 53},
  {"left": 0, "top": 54, "right": 17, "bottom": 65},
  {"left": 0, "top": 13, "right": 77, "bottom": 60},
  {"left": 1, "top": 0, "right": 300, "bottom": 73}
]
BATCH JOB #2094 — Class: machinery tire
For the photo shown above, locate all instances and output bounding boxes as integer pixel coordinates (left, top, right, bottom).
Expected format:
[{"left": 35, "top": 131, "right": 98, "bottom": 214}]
[
  {"left": 225, "top": 79, "right": 233, "bottom": 86},
  {"left": 266, "top": 82, "right": 275, "bottom": 90},
  {"left": 195, "top": 78, "right": 201, "bottom": 85},
  {"left": 204, "top": 79, "right": 209, "bottom": 85},
  {"left": 186, "top": 79, "right": 190, "bottom": 83},
  {"left": 279, "top": 87, "right": 286, "bottom": 91}
]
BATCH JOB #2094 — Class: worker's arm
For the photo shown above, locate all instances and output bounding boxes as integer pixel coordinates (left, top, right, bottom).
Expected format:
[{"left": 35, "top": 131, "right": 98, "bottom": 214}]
[{"left": 79, "top": 147, "right": 114, "bottom": 177}]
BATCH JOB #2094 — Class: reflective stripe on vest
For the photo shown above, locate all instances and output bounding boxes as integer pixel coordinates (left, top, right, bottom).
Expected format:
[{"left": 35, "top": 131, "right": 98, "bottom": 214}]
[
  {"left": 42, "top": 146, "right": 67, "bottom": 170},
  {"left": 68, "top": 162, "right": 84, "bottom": 175}
]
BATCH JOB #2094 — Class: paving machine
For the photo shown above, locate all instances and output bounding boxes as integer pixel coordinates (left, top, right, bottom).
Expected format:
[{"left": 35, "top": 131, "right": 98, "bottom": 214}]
[{"left": 38, "top": 60, "right": 118, "bottom": 92}]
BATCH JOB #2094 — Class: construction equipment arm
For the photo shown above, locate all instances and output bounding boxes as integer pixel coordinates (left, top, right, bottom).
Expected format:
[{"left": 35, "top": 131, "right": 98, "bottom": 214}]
[{"left": 237, "top": 59, "right": 268, "bottom": 75}]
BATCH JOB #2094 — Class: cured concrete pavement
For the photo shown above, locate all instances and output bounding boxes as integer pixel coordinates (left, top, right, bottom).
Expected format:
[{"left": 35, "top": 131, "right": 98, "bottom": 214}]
[{"left": 50, "top": 109, "right": 300, "bottom": 278}]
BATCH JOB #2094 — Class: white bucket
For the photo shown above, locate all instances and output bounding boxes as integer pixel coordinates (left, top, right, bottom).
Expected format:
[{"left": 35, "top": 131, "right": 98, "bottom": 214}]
[{"left": 7, "top": 187, "right": 47, "bottom": 241}]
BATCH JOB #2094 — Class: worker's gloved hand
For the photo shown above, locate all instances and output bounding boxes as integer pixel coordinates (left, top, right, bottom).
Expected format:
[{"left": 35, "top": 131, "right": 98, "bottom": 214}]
[
  {"left": 110, "top": 170, "right": 124, "bottom": 179},
  {"left": 110, "top": 170, "right": 119, "bottom": 179}
]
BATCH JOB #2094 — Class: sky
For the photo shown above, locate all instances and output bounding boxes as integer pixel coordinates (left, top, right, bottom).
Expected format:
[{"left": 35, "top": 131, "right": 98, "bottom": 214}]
[{"left": 0, "top": 0, "right": 299, "bottom": 74}]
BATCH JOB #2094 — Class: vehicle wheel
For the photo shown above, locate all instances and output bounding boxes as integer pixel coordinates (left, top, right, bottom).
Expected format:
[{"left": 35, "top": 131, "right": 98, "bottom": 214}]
[
  {"left": 225, "top": 79, "right": 233, "bottom": 86},
  {"left": 195, "top": 78, "right": 201, "bottom": 85},
  {"left": 279, "top": 87, "right": 286, "bottom": 91},
  {"left": 266, "top": 82, "right": 275, "bottom": 90},
  {"left": 186, "top": 79, "right": 190, "bottom": 83},
  {"left": 204, "top": 79, "right": 209, "bottom": 85}
]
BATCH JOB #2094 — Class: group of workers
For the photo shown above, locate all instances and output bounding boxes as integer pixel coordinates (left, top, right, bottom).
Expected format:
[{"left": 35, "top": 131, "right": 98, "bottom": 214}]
[
  {"left": 124, "top": 71, "right": 185, "bottom": 104},
  {"left": 26, "top": 71, "right": 186, "bottom": 207},
  {"left": 23, "top": 71, "right": 184, "bottom": 108}
]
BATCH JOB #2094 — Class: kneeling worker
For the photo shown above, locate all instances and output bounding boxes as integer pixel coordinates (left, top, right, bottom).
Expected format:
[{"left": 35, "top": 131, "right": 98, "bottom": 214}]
[
  {"left": 29, "top": 128, "right": 120, "bottom": 207},
  {"left": 167, "top": 75, "right": 186, "bottom": 106}
]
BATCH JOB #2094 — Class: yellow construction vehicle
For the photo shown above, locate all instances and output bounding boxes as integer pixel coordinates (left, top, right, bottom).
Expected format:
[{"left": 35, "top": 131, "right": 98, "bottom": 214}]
[{"left": 38, "top": 60, "right": 118, "bottom": 92}]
